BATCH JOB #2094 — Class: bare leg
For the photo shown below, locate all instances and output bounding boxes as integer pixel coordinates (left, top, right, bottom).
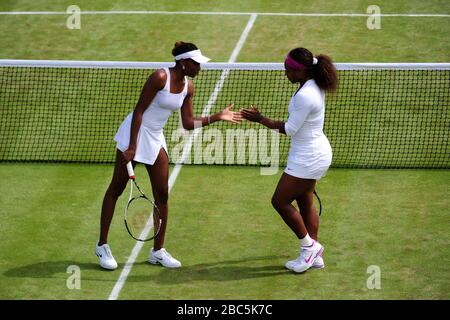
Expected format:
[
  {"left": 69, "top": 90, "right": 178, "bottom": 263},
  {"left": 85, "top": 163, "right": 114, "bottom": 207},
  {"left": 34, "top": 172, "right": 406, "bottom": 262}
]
[
  {"left": 271, "top": 173, "right": 316, "bottom": 239},
  {"left": 99, "top": 149, "right": 130, "bottom": 245},
  {"left": 296, "top": 191, "right": 319, "bottom": 241},
  {"left": 145, "top": 148, "right": 169, "bottom": 251}
]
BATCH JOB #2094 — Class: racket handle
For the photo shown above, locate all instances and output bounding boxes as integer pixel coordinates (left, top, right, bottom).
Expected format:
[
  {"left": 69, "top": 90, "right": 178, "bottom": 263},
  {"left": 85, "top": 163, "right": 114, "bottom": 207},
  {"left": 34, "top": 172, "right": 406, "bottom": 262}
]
[{"left": 126, "top": 162, "right": 135, "bottom": 180}]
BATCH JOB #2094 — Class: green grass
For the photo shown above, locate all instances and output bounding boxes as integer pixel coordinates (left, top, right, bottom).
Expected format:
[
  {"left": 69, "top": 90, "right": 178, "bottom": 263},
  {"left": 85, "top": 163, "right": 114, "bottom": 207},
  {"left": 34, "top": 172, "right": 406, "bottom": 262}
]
[
  {"left": 1, "top": 0, "right": 450, "bottom": 14},
  {"left": 241, "top": 16, "right": 450, "bottom": 62},
  {"left": 0, "top": 14, "right": 248, "bottom": 62},
  {"left": 0, "top": 1, "right": 448, "bottom": 167},
  {"left": 0, "top": 0, "right": 449, "bottom": 300},
  {"left": 0, "top": 164, "right": 449, "bottom": 299},
  {"left": 0, "top": 1, "right": 449, "bottom": 61}
]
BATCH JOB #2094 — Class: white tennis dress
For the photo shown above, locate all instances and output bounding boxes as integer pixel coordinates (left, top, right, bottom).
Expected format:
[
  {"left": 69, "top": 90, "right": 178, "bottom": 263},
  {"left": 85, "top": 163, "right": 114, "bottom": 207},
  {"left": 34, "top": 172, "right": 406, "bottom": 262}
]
[
  {"left": 114, "top": 68, "right": 188, "bottom": 165},
  {"left": 284, "top": 79, "right": 332, "bottom": 180}
]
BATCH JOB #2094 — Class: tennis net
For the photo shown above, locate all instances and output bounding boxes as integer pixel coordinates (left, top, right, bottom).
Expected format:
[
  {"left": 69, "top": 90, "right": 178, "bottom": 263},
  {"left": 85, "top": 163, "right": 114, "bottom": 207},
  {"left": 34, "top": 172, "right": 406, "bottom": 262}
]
[{"left": 0, "top": 60, "right": 449, "bottom": 168}]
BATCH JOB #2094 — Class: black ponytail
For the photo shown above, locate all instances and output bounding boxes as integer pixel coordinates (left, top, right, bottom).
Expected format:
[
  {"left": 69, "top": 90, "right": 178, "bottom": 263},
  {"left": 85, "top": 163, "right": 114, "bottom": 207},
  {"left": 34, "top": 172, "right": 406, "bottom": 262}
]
[{"left": 311, "top": 54, "right": 338, "bottom": 92}]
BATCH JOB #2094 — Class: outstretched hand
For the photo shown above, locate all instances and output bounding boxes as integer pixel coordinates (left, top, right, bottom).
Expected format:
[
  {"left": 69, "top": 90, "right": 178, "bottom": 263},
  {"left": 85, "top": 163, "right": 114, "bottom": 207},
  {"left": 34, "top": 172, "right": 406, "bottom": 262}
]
[
  {"left": 240, "top": 105, "right": 263, "bottom": 123},
  {"left": 218, "top": 103, "right": 243, "bottom": 124}
]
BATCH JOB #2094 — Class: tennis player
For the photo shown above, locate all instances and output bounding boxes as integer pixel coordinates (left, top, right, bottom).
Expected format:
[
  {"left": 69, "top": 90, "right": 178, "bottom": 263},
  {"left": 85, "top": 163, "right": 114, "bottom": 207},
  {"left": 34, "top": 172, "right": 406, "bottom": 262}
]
[
  {"left": 96, "top": 41, "right": 242, "bottom": 270},
  {"left": 241, "top": 47, "right": 338, "bottom": 273}
]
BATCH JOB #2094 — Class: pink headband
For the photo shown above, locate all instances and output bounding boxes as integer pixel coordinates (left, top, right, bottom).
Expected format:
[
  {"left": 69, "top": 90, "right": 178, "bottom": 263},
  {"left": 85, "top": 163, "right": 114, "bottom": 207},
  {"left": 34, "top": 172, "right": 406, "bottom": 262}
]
[{"left": 284, "top": 54, "right": 306, "bottom": 70}]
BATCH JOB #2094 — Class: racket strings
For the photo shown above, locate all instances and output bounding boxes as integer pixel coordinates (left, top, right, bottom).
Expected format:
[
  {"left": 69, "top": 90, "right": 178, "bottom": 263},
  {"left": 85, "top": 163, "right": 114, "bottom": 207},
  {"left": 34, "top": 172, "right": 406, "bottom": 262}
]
[{"left": 125, "top": 178, "right": 162, "bottom": 242}]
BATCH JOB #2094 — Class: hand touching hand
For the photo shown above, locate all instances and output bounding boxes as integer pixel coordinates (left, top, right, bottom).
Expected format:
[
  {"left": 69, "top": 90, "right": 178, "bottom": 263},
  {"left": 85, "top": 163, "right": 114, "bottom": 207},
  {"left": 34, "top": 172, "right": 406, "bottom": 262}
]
[
  {"left": 218, "top": 103, "right": 243, "bottom": 124},
  {"left": 241, "top": 105, "right": 263, "bottom": 123}
]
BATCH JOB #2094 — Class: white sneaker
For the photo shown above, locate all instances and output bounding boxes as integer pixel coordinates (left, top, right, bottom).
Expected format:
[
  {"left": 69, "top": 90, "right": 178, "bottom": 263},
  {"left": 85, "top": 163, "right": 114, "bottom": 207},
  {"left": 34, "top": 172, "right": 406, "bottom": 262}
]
[
  {"left": 285, "top": 257, "right": 324, "bottom": 270},
  {"left": 149, "top": 248, "right": 181, "bottom": 268},
  {"left": 285, "top": 240, "right": 324, "bottom": 273},
  {"left": 285, "top": 258, "right": 298, "bottom": 270},
  {"left": 95, "top": 242, "right": 118, "bottom": 270},
  {"left": 311, "top": 255, "right": 325, "bottom": 269}
]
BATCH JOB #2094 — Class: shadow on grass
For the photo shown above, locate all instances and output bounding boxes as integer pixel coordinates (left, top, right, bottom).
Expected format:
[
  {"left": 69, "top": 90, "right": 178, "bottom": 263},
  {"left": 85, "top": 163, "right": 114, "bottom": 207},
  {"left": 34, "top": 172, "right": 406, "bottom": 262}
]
[
  {"left": 4, "top": 255, "right": 299, "bottom": 283},
  {"left": 127, "top": 254, "right": 297, "bottom": 284},
  {"left": 3, "top": 261, "right": 115, "bottom": 281}
]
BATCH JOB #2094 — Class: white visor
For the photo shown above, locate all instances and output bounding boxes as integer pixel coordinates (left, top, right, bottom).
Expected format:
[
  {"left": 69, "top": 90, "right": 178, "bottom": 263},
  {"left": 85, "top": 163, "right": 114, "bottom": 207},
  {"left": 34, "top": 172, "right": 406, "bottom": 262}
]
[{"left": 175, "top": 49, "right": 210, "bottom": 63}]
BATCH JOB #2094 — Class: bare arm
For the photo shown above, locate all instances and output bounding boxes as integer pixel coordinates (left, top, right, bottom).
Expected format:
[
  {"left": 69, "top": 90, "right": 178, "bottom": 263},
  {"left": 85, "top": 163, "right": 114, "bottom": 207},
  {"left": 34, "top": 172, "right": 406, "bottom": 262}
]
[
  {"left": 241, "top": 106, "right": 287, "bottom": 135},
  {"left": 180, "top": 80, "right": 242, "bottom": 130},
  {"left": 122, "top": 70, "right": 165, "bottom": 163}
]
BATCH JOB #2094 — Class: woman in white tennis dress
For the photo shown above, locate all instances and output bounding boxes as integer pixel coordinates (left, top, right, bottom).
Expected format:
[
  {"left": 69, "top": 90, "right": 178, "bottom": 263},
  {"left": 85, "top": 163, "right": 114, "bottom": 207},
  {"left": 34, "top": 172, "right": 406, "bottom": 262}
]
[
  {"left": 241, "top": 47, "right": 338, "bottom": 273},
  {"left": 95, "top": 42, "right": 241, "bottom": 270},
  {"left": 113, "top": 65, "right": 185, "bottom": 166}
]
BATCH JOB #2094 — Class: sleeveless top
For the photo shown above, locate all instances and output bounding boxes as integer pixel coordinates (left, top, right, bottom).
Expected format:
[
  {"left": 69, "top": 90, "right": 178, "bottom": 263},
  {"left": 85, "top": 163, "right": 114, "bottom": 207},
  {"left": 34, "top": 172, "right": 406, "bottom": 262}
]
[{"left": 114, "top": 67, "right": 188, "bottom": 165}]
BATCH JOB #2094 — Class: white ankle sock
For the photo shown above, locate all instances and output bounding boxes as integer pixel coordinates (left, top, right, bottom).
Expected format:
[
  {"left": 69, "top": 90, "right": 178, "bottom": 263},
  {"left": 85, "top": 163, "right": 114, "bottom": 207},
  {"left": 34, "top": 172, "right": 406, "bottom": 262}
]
[{"left": 299, "top": 234, "right": 313, "bottom": 247}]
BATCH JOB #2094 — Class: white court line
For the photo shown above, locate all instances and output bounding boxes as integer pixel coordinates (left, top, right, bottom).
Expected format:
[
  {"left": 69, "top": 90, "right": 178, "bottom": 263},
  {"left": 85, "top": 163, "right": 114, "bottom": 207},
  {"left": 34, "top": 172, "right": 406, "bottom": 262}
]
[
  {"left": 0, "top": 11, "right": 449, "bottom": 17},
  {"left": 107, "top": 13, "right": 258, "bottom": 301}
]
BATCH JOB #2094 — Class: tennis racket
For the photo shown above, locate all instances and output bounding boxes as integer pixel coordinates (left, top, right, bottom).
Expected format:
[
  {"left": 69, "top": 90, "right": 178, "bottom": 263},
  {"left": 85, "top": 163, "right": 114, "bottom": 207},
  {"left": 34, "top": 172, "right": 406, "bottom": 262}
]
[{"left": 124, "top": 162, "right": 162, "bottom": 242}]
